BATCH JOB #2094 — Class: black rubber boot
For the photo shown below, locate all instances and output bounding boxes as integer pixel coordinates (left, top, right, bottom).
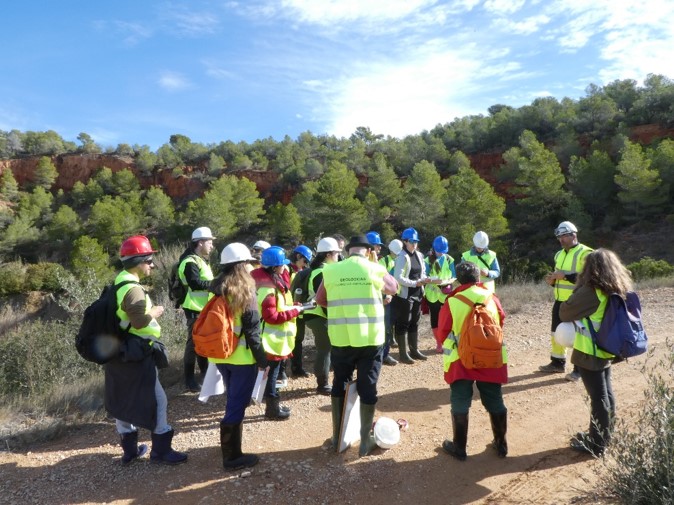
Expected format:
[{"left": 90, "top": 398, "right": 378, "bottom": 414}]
[
  {"left": 265, "top": 397, "right": 291, "bottom": 420},
  {"left": 489, "top": 411, "right": 508, "bottom": 457},
  {"left": 150, "top": 430, "right": 188, "bottom": 465},
  {"left": 442, "top": 413, "right": 468, "bottom": 461},
  {"left": 408, "top": 332, "right": 427, "bottom": 361},
  {"left": 120, "top": 431, "right": 147, "bottom": 465},
  {"left": 331, "top": 396, "right": 345, "bottom": 451},
  {"left": 316, "top": 375, "right": 332, "bottom": 395},
  {"left": 396, "top": 332, "right": 414, "bottom": 364},
  {"left": 220, "top": 422, "right": 259, "bottom": 470},
  {"left": 359, "top": 403, "right": 377, "bottom": 457}
]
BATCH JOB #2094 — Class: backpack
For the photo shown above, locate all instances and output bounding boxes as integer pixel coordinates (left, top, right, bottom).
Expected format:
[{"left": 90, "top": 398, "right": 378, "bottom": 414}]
[
  {"left": 290, "top": 268, "right": 312, "bottom": 303},
  {"left": 75, "top": 280, "right": 137, "bottom": 364},
  {"left": 586, "top": 291, "right": 647, "bottom": 359},
  {"left": 454, "top": 293, "right": 504, "bottom": 369},
  {"left": 192, "top": 296, "right": 239, "bottom": 359},
  {"left": 168, "top": 255, "right": 193, "bottom": 308}
]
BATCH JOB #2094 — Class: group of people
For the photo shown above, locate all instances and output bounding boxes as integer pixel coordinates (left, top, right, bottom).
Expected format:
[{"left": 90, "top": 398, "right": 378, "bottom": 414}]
[{"left": 105, "top": 219, "right": 631, "bottom": 470}]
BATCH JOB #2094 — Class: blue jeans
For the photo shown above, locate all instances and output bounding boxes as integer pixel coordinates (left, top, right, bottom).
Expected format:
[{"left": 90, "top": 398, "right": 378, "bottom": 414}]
[
  {"left": 216, "top": 363, "right": 257, "bottom": 424},
  {"left": 263, "top": 360, "right": 282, "bottom": 399}
]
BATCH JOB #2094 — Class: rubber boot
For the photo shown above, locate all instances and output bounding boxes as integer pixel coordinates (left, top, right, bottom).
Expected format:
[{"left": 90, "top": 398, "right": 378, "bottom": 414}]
[
  {"left": 408, "top": 332, "right": 427, "bottom": 361},
  {"left": 359, "top": 403, "right": 377, "bottom": 457},
  {"left": 150, "top": 430, "right": 188, "bottom": 465},
  {"left": 442, "top": 413, "right": 468, "bottom": 461},
  {"left": 331, "top": 396, "right": 345, "bottom": 451},
  {"left": 265, "top": 396, "right": 291, "bottom": 420},
  {"left": 396, "top": 332, "right": 414, "bottom": 364},
  {"left": 489, "top": 411, "right": 508, "bottom": 457},
  {"left": 316, "top": 375, "right": 332, "bottom": 396},
  {"left": 220, "top": 422, "right": 259, "bottom": 470},
  {"left": 120, "top": 431, "right": 148, "bottom": 465}
]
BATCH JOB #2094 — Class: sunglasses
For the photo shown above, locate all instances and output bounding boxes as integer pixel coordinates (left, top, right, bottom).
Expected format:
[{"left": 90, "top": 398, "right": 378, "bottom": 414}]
[{"left": 143, "top": 258, "right": 155, "bottom": 266}]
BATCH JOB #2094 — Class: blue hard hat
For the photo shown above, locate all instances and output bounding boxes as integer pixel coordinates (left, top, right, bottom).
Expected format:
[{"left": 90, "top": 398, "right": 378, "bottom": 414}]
[
  {"left": 261, "top": 246, "right": 290, "bottom": 267},
  {"left": 433, "top": 236, "right": 449, "bottom": 254},
  {"left": 366, "top": 231, "right": 383, "bottom": 246},
  {"left": 401, "top": 227, "right": 419, "bottom": 242},
  {"left": 293, "top": 245, "right": 313, "bottom": 262}
]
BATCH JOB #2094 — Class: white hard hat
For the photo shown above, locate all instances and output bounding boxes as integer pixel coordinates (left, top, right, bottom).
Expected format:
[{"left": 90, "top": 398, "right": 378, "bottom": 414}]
[
  {"left": 554, "top": 221, "right": 578, "bottom": 237},
  {"left": 388, "top": 239, "right": 403, "bottom": 255},
  {"left": 373, "top": 417, "right": 400, "bottom": 449},
  {"left": 192, "top": 226, "right": 215, "bottom": 241},
  {"left": 316, "top": 237, "right": 341, "bottom": 253},
  {"left": 554, "top": 322, "right": 576, "bottom": 348},
  {"left": 473, "top": 231, "right": 489, "bottom": 249},
  {"left": 221, "top": 242, "right": 254, "bottom": 264},
  {"left": 252, "top": 240, "right": 271, "bottom": 250}
]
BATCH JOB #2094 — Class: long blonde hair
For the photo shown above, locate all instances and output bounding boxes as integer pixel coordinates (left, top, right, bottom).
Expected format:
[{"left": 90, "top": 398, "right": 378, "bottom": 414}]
[
  {"left": 211, "top": 263, "right": 256, "bottom": 315},
  {"left": 578, "top": 248, "right": 633, "bottom": 296}
]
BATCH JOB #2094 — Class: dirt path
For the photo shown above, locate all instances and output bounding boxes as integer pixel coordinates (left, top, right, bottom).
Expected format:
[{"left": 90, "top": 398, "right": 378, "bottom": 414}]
[{"left": 1, "top": 287, "right": 671, "bottom": 505}]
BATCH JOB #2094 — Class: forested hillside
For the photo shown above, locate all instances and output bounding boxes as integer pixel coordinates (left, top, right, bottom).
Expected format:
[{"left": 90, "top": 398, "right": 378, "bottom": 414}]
[{"left": 1, "top": 75, "right": 673, "bottom": 287}]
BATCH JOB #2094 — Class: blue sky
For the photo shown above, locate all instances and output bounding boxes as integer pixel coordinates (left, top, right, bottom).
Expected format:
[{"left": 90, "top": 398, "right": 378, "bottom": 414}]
[{"left": 1, "top": 1, "right": 673, "bottom": 151}]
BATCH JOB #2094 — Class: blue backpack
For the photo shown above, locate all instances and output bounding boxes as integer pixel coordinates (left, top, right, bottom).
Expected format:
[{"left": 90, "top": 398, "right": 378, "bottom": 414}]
[{"left": 587, "top": 291, "right": 647, "bottom": 359}]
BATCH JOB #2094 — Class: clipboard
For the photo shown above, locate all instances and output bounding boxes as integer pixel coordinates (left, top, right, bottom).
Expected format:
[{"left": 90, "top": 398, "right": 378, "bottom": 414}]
[
  {"left": 251, "top": 369, "right": 267, "bottom": 404},
  {"left": 338, "top": 381, "right": 361, "bottom": 453}
]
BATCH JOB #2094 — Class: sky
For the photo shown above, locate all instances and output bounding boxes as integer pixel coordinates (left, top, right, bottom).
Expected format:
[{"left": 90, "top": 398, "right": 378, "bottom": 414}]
[{"left": 1, "top": 0, "right": 673, "bottom": 151}]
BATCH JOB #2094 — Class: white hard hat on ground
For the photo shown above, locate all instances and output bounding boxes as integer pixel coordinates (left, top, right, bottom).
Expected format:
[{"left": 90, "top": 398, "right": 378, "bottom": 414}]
[
  {"left": 252, "top": 240, "right": 271, "bottom": 250},
  {"left": 388, "top": 239, "right": 403, "bottom": 255},
  {"left": 373, "top": 417, "right": 400, "bottom": 449},
  {"left": 473, "top": 231, "right": 489, "bottom": 249},
  {"left": 554, "top": 322, "right": 577, "bottom": 348},
  {"left": 554, "top": 221, "right": 578, "bottom": 237},
  {"left": 192, "top": 227, "right": 215, "bottom": 241},
  {"left": 317, "top": 237, "right": 341, "bottom": 253},
  {"left": 221, "top": 243, "right": 254, "bottom": 264}
]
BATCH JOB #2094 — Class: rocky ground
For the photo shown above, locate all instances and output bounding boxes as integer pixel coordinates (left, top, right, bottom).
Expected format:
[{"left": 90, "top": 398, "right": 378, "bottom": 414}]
[{"left": 1, "top": 287, "right": 671, "bottom": 505}]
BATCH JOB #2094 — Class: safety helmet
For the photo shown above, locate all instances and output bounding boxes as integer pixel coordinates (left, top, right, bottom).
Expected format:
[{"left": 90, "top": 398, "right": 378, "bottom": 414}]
[
  {"left": 401, "top": 227, "right": 419, "bottom": 242},
  {"left": 220, "top": 242, "right": 254, "bottom": 265},
  {"left": 554, "top": 322, "right": 576, "bottom": 348},
  {"left": 554, "top": 221, "right": 578, "bottom": 237},
  {"left": 366, "top": 231, "right": 383, "bottom": 246},
  {"left": 473, "top": 231, "right": 489, "bottom": 249},
  {"left": 260, "top": 246, "right": 290, "bottom": 267},
  {"left": 252, "top": 240, "right": 271, "bottom": 251},
  {"left": 119, "top": 235, "right": 157, "bottom": 259},
  {"left": 191, "top": 226, "right": 215, "bottom": 241},
  {"left": 373, "top": 417, "right": 401, "bottom": 449},
  {"left": 388, "top": 239, "right": 403, "bottom": 255},
  {"left": 316, "top": 237, "right": 341, "bottom": 253},
  {"left": 293, "top": 245, "right": 313, "bottom": 262},
  {"left": 432, "top": 236, "right": 449, "bottom": 254}
]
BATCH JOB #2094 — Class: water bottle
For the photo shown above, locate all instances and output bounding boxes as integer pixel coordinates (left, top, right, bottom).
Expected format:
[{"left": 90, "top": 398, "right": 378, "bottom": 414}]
[{"left": 294, "top": 288, "right": 302, "bottom": 303}]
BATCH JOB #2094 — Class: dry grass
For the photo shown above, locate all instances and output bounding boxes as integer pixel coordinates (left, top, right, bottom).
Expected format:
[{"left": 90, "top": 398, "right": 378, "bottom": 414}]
[{"left": 498, "top": 280, "right": 553, "bottom": 315}]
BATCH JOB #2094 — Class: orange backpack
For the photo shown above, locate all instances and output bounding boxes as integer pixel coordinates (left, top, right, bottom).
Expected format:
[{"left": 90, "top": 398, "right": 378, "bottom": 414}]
[
  {"left": 454, "top": 293, "right": 504, "bottom": 369},
  {"left": 192, "top": 296, "right": 239, "bottom": 359}
]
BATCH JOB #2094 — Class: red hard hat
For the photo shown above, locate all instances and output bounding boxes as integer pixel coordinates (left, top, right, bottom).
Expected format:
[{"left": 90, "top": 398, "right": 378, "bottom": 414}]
[{"left": 119, "top": 235, "right": 157, "bottom": 258}]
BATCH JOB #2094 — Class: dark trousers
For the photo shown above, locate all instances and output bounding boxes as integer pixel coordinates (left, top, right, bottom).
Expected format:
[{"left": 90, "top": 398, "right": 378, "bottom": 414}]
[
  {"left": 215, "top": 363, "right": 257, "bottom": 424},
  {"left": 393, "top": 296, "right": 422, "bottom": 337},
  {"left": 184, "top": 314, "right": 207, "bottom": 377},
  {"left": 579, "top": 366, "right": 615, "bottom": 449},
  {"left": 428, "top": 300, "right": 443, "bottom": 329},
  {"left": 450, "top": 379, "right": 506, "bottom": 415},
  {"left": 263, "top": 360, "right": 282, "bottom": 399},
  {"left": 305, "top": 317, "right": 330, "bottom": 382},
  {"left": 383, "top": 304, "right": 396, "bottom": 357},
  {"left": 291, "top": 318, "right": 306, "bottom": 371},
  {"left": 330, "top": 345, "right": 383, "bottom": 405}
]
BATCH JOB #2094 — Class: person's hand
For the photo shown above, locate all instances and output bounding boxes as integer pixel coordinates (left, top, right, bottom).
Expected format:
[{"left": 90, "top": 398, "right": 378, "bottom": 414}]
[
  {"left": 480, "top": 268, "right": 489, "bottom": 277},
  {"left": 383, "top": 294, "right": 392, "bottom": 305},
  {"left": 150, "top": 305, "right": 164, "bottom": 319},
  {"left": 261, "top": 366, "right": 270, "bottom": 379}
]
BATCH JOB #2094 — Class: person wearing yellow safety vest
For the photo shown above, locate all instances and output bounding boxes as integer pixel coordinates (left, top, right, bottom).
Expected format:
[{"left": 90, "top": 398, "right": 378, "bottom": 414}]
[
  {"left": 303, "top": 237, "right": 341, "bottom": 395},
  {"left": 251, "top": 246, "right": 304, "bottom": 419},
  {"left": 106, "top": 235, "right": 188, "bottom": 466},
  {"left": 210, "top": 243, "right": 269, "bottom": 470},
  {"left": 179, "top": 226, "right": 216, "bottom": 392},
  {"left": 288, "top": 245, "right": 314, "bottom": 378},
  {"left": 379, "top": 237, "right": 402, "bottom": 366},
  {"left": 540, "top": 221, "right": 593, "bottom": 382},
  {"left": 425, "top": 235, "right": 456, "bottom": 354},
  {"left": 437, "top": 261, "right": 508, "bottom": 461},
  {"left": 558, "top": 249, "right": 631, "bottom": 456},
  {"left": 314, "top": 234, "right": 398, "bottom": 457},
  {"left": 460, "top": 231, "right": 500, "bottom": 293}
]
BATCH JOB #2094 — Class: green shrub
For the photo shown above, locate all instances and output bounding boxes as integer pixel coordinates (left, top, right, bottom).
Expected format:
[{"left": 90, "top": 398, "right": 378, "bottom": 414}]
[
  {"left": 24, "top": 262, "right": 69, "bottom": 292},
  {"left": 0, "top": 261, "right": 27, "bottom": 296},
  {"left": 628, "top": 257, "right": 674, "bottom": 281}
]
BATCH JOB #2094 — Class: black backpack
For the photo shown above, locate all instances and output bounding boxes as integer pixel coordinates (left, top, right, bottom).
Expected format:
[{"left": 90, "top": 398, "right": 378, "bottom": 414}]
[
  {"left": 75, "top": 280, "right": 137, "bottom": 364},
  {"left": 168, "top": 254, "right": 195, "bottom": 308},
  {"left": 290, "top": 268, "right": 312, "bottom": 303}
]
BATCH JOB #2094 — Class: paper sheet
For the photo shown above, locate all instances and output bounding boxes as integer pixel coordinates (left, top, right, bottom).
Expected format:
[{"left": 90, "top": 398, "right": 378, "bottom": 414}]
[
  {"left": 251, "top": 370, "right": 267, "bottom": 404},
  {"left": 198, "top": 362, "right": 225, "bottom": 403}
]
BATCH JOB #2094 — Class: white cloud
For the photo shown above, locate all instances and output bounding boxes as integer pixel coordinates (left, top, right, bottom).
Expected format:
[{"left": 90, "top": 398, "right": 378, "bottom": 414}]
[
  {"left": 279, "top": 0, "right": 438, "bottom": 24},
  {"left": 483, "top": 0, "right": 526, "bottom": 15},
  {"left": 158, "top": 71, "right": 191, "bottom": 91},
  {"left": 496, "top": 14, "right": 551, "bottom": 35},
  {"left": 203, "top": 60, "right": 238, "bottom": 80},
  {"left": 162, "top": 5, "right": 220, "bottom": 35}
]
